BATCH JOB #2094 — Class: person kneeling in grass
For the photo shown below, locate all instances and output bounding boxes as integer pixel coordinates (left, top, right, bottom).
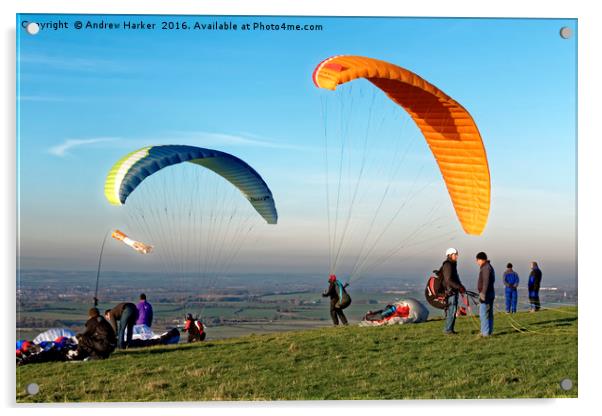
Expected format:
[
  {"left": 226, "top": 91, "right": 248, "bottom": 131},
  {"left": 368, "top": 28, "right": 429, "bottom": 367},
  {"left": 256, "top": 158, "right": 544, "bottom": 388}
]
[{"left": 76, "top": 307, "right": 116, "bottom": 360}]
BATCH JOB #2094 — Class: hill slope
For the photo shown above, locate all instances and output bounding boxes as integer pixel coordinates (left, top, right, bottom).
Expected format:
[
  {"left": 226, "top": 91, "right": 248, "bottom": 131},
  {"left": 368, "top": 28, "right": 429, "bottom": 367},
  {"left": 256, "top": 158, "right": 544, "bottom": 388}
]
[{"left": 16, "top": 307, "right": 577, "bottom": 402}]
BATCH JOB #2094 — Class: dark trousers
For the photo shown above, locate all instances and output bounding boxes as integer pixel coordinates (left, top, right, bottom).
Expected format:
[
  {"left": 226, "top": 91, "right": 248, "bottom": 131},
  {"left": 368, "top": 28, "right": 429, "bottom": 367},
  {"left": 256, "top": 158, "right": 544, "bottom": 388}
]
[
  {"left": 529, "top": 290, "right": 541, "bottom": 311},
  {"left": 118, "top": 304, "right": 138, "bottom": 348},
  {"left": 330, "top": 304, "right": 348, "bottom": 326},
  {"left": 188, "top": 332, "right": 206, "bottom": 343},
  {"left": 76, "top": 334, "right": 115, "bottom": 359}
]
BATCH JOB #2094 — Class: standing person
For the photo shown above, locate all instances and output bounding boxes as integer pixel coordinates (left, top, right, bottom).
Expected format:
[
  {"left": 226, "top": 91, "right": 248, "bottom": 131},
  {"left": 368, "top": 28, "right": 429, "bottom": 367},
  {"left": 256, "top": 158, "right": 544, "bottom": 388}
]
[
  {"left": 136, "top": 293, "right": 154, "bottom": 327},
  {"left": 476, "top": 252, "right": 495, "bottom": 337},
  {"left": 503, "top": 263, "right": 520, "bottom": 313},
  {"left": 528, "top": 261, "right": 543, "bottom": 312},
  {"left": 76, "top": 307, "right": 116, "bottom": 360},
  {"left": 105, "top": 302, "right": 139, "bottom": 349},
  {"left": 440, "top": 248, "right": 466, "bottom": 335},
  {"left": 322, "top": 274, "right": 349, "bottom": 326}
]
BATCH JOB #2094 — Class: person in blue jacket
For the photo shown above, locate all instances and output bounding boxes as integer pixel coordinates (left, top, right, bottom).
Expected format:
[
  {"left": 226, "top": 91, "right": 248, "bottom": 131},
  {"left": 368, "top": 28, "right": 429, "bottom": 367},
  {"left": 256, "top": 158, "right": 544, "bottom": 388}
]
[
  {"left": 528, "top": 261, "right": 543, "bottom": 312},
  {"left": 503, "top": 263, "right": 520, "bottom": 313}
]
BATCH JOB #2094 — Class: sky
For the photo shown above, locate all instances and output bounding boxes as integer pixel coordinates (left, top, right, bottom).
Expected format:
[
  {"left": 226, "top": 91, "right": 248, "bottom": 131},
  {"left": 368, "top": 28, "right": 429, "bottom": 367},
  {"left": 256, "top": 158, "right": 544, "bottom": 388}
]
[{"left": 16, "top": 14, "right": 577, "bottom": 286}]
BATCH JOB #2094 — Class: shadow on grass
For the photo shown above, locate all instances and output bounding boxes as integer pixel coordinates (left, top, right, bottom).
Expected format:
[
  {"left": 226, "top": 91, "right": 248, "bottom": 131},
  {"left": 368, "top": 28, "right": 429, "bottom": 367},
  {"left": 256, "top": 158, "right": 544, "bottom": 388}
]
[
  {"left": 119, "top": 342, "right": 213, "bottom": 356},
  {"left": 486, "top": 330, "right": 515, "bottom": 336},
  {"left": 528, "top": 316, "right": 577, "bottom": 327}
]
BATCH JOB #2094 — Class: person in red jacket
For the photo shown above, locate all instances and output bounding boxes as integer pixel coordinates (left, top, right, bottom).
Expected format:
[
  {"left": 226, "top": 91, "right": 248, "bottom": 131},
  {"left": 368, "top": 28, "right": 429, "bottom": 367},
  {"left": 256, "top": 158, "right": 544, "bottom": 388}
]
[{"left": 183, "top": 314, "right": 206, "bottom": 343}]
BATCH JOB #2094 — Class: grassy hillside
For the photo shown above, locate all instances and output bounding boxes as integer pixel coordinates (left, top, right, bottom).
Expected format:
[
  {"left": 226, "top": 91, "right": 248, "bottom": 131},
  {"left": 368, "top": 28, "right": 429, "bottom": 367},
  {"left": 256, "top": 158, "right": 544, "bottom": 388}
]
[{"left": 16, "top": 307, "right": 577, "bottom": 402}]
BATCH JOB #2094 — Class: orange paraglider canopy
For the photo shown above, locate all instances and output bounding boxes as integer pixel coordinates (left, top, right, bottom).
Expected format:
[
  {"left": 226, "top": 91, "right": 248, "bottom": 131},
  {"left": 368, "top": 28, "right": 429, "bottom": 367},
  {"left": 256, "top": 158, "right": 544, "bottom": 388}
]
[{"left": 313, "top": 55, "right": 490, "bottom": 235}]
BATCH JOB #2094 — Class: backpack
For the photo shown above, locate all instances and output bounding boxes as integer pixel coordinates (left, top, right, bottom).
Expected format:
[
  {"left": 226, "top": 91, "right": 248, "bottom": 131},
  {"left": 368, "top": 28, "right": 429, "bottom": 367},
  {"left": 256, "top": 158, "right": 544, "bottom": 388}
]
[
  {"left": 424, "top": 267, "right": 448, "bottom": 309},
  {"left": 194, "top": 320, "right": 204, "bottom": 334},
  {"left": 335, "top": 281, "right": 352, "bottom": 309}
]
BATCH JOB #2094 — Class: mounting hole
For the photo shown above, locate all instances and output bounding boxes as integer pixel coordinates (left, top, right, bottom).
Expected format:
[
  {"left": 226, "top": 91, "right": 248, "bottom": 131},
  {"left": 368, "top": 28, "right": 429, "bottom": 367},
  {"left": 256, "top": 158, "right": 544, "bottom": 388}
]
[
  {"left": 559, "top": 27, "right": 572, "bottom": 39},
  {"left": 26, "top": 383, "right": 39, "bottom": 395},
  {"left": 26, "top": 22, "right": 40, "bottom": 35},
  {"left": 560, "top": 378, "right": 573, "bottom": 391}
]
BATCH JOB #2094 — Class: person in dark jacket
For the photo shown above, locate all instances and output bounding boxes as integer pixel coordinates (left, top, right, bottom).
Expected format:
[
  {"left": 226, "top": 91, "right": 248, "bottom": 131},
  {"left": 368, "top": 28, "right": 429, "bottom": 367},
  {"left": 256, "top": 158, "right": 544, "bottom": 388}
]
[
  {"left": 76, "top": 307, "right": 116, "bottom": 360},
  {"left": 503, "top": 263, "right": 520, "bottom": 313},
  {"left": 105, "top": 302, "right": 139, "bottom": 349},
  {"left": 476, "top": 252, "right": 495, "bottom": 336},
  {"left": 441, "top": 248, "right": 466, "bottom": 335},
  {"left": 136, "top": 293, "right": 154, "bottom": 327},
  {"left": 322, "top": 274, "right": 348, "bottom": 326},
  {"left": 528, "top": 261, "right": 543, "bottom": 312}
]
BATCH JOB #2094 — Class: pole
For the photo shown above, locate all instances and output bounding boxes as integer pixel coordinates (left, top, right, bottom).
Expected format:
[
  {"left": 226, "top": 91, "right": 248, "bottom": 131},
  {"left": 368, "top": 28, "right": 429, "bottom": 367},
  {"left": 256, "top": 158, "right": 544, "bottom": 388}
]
[{"left": 94, "top": 230, "right": 110, "bottom": 306}]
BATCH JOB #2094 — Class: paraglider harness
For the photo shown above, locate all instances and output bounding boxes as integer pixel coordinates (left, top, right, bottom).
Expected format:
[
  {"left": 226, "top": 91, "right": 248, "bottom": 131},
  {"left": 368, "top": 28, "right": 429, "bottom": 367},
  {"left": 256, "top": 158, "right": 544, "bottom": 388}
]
[
  {"left": 335, "top": 281, "right": 352, "bottom": 309},
  {"left": 425, "top": 268, "right": 448, "bottom": 309},
  {"left": 183, "top": 315, "right": 206, "bottom": 342},
  {"left": 424, "top": 267, "right": 479, "bottom": 311}
]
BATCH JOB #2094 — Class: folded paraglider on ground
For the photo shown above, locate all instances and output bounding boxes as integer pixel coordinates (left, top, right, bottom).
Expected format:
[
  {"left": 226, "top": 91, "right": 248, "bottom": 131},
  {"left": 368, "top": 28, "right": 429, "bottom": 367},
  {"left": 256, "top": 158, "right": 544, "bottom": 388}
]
[
  {"left": 17, "top": 328, "right": 78, "bottom": 366},
  {"left": 359, "top": 298, "right": 429, "bottom": 327},
  {"left": 17, "top": 325, "right": 181, "bottom": 366},
  {"left": 126, "top": 324, "right": 181, "bottom": 348}
]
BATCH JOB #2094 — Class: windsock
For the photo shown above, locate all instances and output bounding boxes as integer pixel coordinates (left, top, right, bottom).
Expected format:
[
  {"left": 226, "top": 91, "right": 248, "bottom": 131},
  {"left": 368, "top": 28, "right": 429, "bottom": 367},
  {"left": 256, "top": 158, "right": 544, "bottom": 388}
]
[{"left": 111, "top": 230, "right": 153, "bottom": 254}]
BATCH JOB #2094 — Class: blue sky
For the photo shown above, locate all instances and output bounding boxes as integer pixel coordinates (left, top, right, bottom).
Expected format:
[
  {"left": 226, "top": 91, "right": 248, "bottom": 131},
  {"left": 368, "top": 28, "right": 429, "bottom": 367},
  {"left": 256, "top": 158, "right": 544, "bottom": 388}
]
[{"left": 17, "top": 15, "right": 577, "bottom": 285}]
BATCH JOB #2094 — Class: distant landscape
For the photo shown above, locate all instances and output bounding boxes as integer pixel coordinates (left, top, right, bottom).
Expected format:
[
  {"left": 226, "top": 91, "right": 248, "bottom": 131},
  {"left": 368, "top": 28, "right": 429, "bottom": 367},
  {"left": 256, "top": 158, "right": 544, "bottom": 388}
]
[{"left": 17, "top": 269, "right": 578, "bottom": 341}]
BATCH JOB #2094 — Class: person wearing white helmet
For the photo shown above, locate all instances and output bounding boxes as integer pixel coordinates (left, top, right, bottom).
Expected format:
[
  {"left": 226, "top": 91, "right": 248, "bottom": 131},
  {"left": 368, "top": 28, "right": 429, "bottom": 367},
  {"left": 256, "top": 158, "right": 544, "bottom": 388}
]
[
  {"left": 445, "top": 248, "right": 458, "bottom": 257},
  {"left": 440, "top": 248, "right": 466, "bottom": 335}
]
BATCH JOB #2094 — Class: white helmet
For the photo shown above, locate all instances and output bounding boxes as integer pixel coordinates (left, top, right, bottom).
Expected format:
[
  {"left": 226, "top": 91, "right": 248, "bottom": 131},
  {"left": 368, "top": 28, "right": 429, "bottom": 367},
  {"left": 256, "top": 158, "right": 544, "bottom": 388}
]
[{"left": 445, "top": 247, "right": 458, "bottom": 256}]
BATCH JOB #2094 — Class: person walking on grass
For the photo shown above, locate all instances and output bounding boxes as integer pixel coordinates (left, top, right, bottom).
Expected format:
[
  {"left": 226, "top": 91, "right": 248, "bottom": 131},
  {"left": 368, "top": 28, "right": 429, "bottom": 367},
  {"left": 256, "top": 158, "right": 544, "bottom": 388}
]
[
  {"left": 440, "top": 248, "right": 466, "bottom": 335},
  {"left": 476, "top": 252, "right": 495, "bottom": 337},
  {"left": 322, "top": 274, "right": 349, "bottom": 326},
  {"left": 503, "top": 263, "right": 519, "bottom": 313}
]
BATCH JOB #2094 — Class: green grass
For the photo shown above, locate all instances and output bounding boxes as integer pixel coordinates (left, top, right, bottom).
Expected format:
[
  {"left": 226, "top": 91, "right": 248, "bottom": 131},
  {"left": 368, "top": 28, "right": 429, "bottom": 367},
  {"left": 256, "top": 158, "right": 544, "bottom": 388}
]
[{"left": 16, "top": 307, "right": 577, "bottom": 402}]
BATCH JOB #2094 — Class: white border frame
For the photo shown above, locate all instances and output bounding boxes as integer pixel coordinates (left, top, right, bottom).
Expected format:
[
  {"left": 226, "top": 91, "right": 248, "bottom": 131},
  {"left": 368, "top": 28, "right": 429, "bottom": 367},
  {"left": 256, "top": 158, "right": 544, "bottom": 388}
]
[{"left": 3, "top": 1, "right": 600, "bottom": 415}]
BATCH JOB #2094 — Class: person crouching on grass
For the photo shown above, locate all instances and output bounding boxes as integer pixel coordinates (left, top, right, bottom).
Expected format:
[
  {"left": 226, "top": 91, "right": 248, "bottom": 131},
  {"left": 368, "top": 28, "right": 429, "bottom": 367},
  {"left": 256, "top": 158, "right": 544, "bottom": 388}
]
[
  {"left": 75, "top": 307, "right": 116, "bottom": 360},
  {"left": 476, "top": 252, "right": 495, "bottom": 337},
  {"left": 183, "top": 313, "right": 206, "bottom": 343}
]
